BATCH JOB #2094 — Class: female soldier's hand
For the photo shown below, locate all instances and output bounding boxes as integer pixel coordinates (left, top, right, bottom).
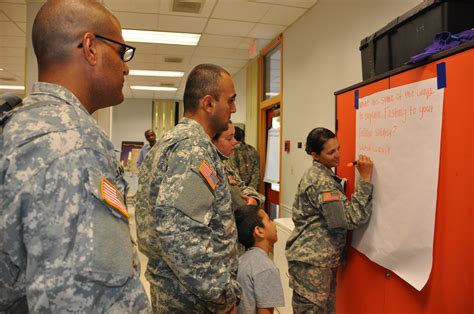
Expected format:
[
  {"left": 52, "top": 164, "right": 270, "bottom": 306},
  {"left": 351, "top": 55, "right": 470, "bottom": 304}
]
[{"left": 356, "top": 154, "right": 373, "bottom": 182}]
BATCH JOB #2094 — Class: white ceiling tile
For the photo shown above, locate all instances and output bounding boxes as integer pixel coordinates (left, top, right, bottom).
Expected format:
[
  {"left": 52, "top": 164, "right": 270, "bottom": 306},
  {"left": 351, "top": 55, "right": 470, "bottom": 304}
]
[
  {"left": 212, "top": 0, "right": 271, "bottom": 22},
  {"left": 227, "top": 66, "right": 245, "bottom": 76},
  {"left": 15, "top": 22, "right": 25, "bottom": 32},
  {"left": 237, "top": 37, "right": 255, "bottom": 50},
  {"left": 0, "top": 0, "right": 24, "bottom": 3},
  {"left": 0, "top": 21, "right": 24, "bottom": 36},
  {"left": 261, "top": 5, "right": 306, "bottom": 26},
  {"left": 127, "top": 61, "right": 157, "bottom": 71},
  {"left": 251, "top": 0, "right": 317, "bottom": 9},
  {"left": 0, "top": 3, "right": 25, "bottom": 22},
  {"left": 194, "top": 46, "right": 236, "bottom": 59},
  {"left": 193, "top": 46, "right": 249, "bottom": 60},
  {"left": 131, "top": 62, "right": 189, "bottom": 72},
  {"left": 0, "top": 36, "right": 25, "bottom": 48},
  {"left": 190, "top": 56, "right": 247, "bottom": 68},
  {"left": 128, "top": 53, "right": 157, "bottom": 64},
  {"left": 105, "top": 0, "right": 160, "bottom": 14},
  {"left": 0, "top": 56, "right": 23, "bottom": 66},
  {"left": 205, "top": 19, "right": 255, "bottom": 37},
  {"left": 114, "top": 11, "right": 159, "bottom": 30},
  {"left": 0, "top": 47, "right": 25, "bottom": 57},
  {"left": 156, "top": 54, "right": 192, "bottom": 65},
  {"left": 0, "top": 0, "right": 313, "bottom": 101},
  {"left": 153, "top": 44, "right": 195, "bottom": 56},
  {"left": 129, "top": 42, "right": 158, "bottom": 55},
  {"left": 158, "top": 15, "right": 207, "bottom": 33},
  {"left": 248, "top": 23, "right": 285, "bottom": 40},
  {"left": 0, "top": 11, "right": 9, "bottom": 21},
  {"left": 199, "top": 34, "right": 242, "bottom": 49},
  {"left": 231, "top": 48, "right": 250, "bottom": 60},
  {"left": 159, "top": 0, "right": 217, "bottom": 18}
]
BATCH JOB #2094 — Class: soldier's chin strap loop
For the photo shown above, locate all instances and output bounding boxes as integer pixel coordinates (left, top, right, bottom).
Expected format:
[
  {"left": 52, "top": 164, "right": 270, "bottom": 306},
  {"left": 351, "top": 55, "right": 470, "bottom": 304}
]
[{"left": 0, "top": 93, "right": 23, "bottom": 115}]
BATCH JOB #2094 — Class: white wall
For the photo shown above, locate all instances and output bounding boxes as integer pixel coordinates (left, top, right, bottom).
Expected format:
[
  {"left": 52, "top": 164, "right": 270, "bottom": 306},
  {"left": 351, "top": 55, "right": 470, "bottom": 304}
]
[
  {"left": 280, "top": 0, "right": 420, "bottom": 215},
  {"left": 111, "top": 98, "right": 153, "bottom": 153},
  {"left": 232, "top": 67, "right": 247, "bottom": 124}
]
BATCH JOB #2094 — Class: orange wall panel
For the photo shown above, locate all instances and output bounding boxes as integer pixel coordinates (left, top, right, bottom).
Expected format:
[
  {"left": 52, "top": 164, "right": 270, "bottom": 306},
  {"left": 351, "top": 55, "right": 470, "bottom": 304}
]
[{"left": 335, "top": 48, "right": 473, "bottom": 313}]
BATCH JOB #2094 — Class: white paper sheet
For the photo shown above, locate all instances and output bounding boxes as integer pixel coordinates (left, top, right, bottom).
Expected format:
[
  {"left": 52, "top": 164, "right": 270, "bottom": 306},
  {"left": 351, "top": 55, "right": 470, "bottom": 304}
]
[
  {"left": 353, "top": 78, "right": 444, "bottom": 291},
  {"left": 264, "top": 127, "right": 280, "bottom": 184}
]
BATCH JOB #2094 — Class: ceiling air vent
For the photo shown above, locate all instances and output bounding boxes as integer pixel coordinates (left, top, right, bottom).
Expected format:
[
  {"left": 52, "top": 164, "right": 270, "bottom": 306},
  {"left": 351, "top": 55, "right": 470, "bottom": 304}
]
[
  {"left": 172, "top": 0, "right": 204, "bottom": 14},
  {"left": 164, "top": 56, "right": 183, "bottom": 63}
]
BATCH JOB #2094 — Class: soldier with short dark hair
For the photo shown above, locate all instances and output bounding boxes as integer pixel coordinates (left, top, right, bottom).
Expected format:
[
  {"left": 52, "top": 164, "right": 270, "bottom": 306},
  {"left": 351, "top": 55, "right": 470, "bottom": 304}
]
[
  {"left": 0, "top": 0, "right": 149, "bottom": 312},
  {"left": 229, "top": 126, "right": 260, "bottom": 190},
  {"left": 286, "top": 127, "right": 374, "bottom": 313},
  {"left": 136, "top": 63, "right": 240, "bottom": 313}
]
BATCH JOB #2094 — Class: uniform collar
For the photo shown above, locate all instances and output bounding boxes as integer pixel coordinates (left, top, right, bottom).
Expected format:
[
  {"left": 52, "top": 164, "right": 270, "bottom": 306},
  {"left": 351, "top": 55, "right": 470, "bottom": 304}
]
[
  {"left": 312, "top": 160, "right": 336, "bottom": 177},
  {"left": 179, "top": 117, "right": 211, "bottom": 139},
  {"left": 26, "top": 82, "right": 89, "bottom": 115}
]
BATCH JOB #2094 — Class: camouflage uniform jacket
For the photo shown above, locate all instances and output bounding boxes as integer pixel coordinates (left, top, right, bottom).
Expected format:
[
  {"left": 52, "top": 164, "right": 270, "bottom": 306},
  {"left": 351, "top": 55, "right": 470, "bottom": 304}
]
[
  {"left": 222, "top": 157, "right": 265, "bottom": 209},
  {"left": 136, "top": 117, "right": 241, "bottom": 312},
  {"left": 229, "top": 143, "right": 260, "bottom": 190},
  {"left": 286, "top": 160, "right": 373, "bottom": 268},
  {"left": 0, "top": 83, "right": 149, "bottom": 313}
]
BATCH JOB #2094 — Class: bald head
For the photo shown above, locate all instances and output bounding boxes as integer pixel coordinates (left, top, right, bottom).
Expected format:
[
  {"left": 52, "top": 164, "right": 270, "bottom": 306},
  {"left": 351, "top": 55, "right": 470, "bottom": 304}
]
[{"left": 33, "top": 0, "right": 119, "bottom": 70}]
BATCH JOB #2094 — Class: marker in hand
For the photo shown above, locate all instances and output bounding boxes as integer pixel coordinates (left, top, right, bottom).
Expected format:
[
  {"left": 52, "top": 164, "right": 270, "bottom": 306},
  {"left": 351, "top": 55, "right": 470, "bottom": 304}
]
[{"left": 346, "top": 160, "right": 358, "bottom": 167}]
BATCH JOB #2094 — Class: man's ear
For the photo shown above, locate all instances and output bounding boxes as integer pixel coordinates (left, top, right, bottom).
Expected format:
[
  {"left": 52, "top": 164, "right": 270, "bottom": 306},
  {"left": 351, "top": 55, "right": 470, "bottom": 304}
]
[
  {"left": 80, "top": 32, "right": 98, "bottom": 66},
  {"left": 253, "top": 226, "right": 265, "bottom": 240},
  {"left": 201, "top": 95, "right": 214, "bottom": 113}
]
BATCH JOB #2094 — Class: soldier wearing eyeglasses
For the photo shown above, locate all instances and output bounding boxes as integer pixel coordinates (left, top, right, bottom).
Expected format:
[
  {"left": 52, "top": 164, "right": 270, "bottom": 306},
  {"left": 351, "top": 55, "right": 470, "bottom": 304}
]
[{"left": 0, "top": 0, "right": 148, "bottom": 312}]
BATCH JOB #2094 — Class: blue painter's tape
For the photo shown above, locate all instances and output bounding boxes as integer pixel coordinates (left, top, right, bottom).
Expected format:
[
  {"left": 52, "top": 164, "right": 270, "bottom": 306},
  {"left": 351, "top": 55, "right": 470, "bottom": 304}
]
[
  {"left": 354, "top": 90, "right": 359, "bottom": 110},
  {"left": 437, "top": 62, "right": 446, "bottom": 89}
]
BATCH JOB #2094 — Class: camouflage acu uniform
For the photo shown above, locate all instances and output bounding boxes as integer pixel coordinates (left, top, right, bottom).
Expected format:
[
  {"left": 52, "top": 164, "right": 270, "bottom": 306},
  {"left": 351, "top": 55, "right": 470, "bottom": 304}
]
[
  {"left": 285, "top": 160, "right": 373, "bottom": 313},
  {"left": 136, "top": 117, "right": 241, "bottom": 313},
  {"left": 229, "top": 143, "right": 260, "bottom": 190},
  {"left": 222, "top": 157, "right": 265, "bottom": 211},
  {"left": 0, "top": 83, "right": 149, "bottom": 312}
]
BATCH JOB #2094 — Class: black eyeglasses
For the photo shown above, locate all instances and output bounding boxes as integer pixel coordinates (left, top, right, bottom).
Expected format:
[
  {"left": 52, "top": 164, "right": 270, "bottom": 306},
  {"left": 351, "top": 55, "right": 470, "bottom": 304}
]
[{"left": 78, "top": 34, "right": 136, "bottom": 62}]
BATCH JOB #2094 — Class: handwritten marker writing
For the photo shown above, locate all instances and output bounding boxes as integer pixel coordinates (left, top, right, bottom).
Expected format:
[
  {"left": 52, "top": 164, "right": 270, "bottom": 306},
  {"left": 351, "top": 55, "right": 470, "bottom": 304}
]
[{"left": 347, "top": 160, "right": 358, "bottom": 167}]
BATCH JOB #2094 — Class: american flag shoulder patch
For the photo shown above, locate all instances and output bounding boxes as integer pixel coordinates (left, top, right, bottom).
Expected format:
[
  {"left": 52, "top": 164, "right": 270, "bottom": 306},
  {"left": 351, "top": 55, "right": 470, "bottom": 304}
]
[
  {"left": 199, "top": 160, "right": 219, "bottom": 190},
  {"left": 322, "top": 191, "right": 341, "bottom": 203},
  {"left": 100, "top": 177, "right": 129, "bottom": 219}
]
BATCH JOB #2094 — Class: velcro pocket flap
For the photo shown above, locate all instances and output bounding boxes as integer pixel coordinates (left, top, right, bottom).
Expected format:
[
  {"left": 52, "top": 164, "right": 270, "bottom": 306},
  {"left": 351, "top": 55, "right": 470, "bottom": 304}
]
[
  {"left": 319, "top": 191, "right": 349, "bottom": 229},
  {"left": 173, "top": 168, "right": 214, "bottom": 224},
  {"left": 81, "top": 168, "right": 133, "bottom": 285}
]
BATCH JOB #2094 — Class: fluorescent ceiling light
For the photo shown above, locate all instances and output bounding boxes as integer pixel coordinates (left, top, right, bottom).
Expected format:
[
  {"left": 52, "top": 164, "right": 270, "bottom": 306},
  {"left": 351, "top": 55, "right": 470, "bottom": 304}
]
[
  {"left": 0, "top": 68, "right": 4, "bottom": 71},
  {"left": 131, "top": 85, "right": 178, "bottom": 92},
  {"left": 0, "top": 85, "right": 24, "bottom": 90},
  {"left": 129, "top": 70, "right": 184, "bottom": 77},
  {"left": 123, "top": 29, "right": 200, "bottom": 46}
]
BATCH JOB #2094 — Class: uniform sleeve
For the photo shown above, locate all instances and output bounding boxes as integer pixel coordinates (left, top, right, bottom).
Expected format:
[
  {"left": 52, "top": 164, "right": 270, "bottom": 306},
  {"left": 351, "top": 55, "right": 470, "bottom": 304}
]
[
  {"left": 307, "top": 179, "right": 373, "bottom": 230},
  {"left": 20, "top": 151, "right": 149, "bottom": 313},
  {"left": 248, "top": 148, "right": 260, "bottom": 190},
  {"left": 136, "top": 146, "right": 146, "bottom": 167},
  {"left": 228, "top": 161, "right": 265, "bottom": 206},
  {"left": 152, "top": 145, "right": 240, "bottom": 309}
]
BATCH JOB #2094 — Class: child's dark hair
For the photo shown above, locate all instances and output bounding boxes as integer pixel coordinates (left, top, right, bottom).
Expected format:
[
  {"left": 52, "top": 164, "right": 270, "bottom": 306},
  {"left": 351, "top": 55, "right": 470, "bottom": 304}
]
[
  {"left": 305, "top": 127, "right": 336, "bottom": 155},
  {"left": 234, "top": 205, "right": 262, "bottom": 249}
]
